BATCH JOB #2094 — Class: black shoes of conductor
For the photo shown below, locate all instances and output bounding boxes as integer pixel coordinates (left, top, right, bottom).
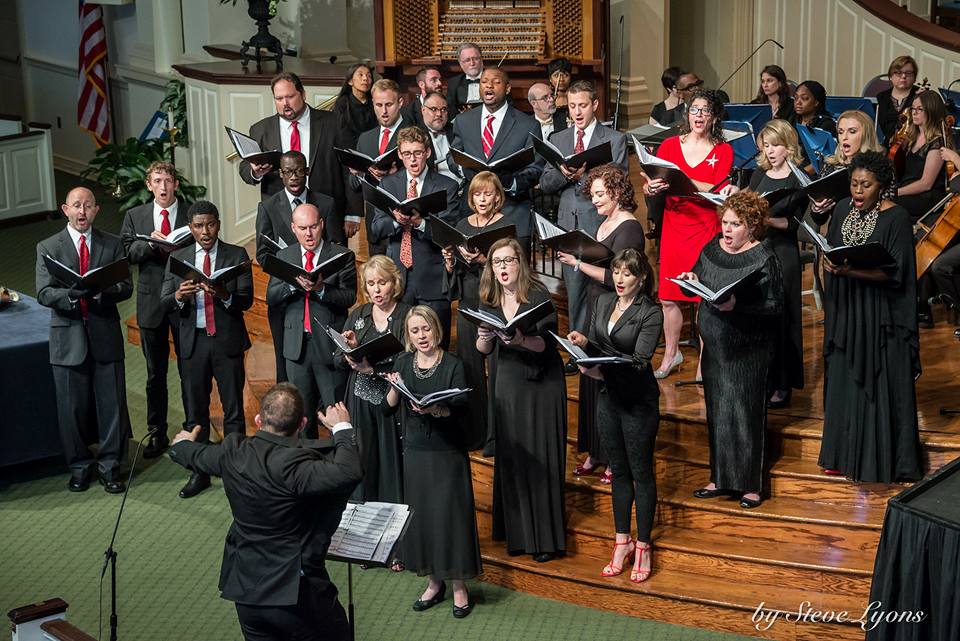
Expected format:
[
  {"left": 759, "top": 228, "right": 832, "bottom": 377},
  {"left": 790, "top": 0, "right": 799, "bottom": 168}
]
[
  {"left": 143, "top": 431, "right": 170, "bottom": 459},
  {"left": 99, "top": 475, "right": 125, "bottom": 494},
  {"left": 68, "top": 469, "right": 91, "bottom": 492},
  {"left": 179, "top": 472, "right": 211, "bottom": 499}
]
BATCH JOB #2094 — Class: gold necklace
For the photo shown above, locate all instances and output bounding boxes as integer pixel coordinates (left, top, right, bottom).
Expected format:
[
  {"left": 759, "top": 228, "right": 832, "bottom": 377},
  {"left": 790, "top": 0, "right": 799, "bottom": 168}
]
[{"left": 841, "top": 201, "right": 881, "bottom": 246}]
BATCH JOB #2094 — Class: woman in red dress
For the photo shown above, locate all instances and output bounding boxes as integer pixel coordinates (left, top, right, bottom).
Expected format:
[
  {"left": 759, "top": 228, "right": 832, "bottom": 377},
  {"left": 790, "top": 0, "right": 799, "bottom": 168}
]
[{"left": 643, "top": 89, "right": 733, "bottom": 377}]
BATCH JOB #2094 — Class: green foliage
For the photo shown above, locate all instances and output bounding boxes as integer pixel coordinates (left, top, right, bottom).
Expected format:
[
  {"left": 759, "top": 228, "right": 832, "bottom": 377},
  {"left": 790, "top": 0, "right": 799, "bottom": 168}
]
[
  {"left": 159, "top": 79, "right": 188, "bottom": 146},
  {"left": 80, "top": 138, "right": 207, "bottom": 211},
  {"left": 218, "top": 0, "right": 285, "bottom": 17}
]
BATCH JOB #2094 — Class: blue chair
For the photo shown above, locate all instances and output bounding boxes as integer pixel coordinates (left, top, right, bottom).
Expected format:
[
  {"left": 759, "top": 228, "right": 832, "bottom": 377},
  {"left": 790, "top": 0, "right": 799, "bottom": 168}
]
[
  {"left": 723, "top": 104, "right": 771, "bottom": 136},
  {"left": 796, "top": 125, "right": 838, "bottom": 174},
  {"left": 722, "top": 120, "right": 759, "bottom": 171},
  {"left": 825, "top": 96, "right": 877, "bottom": 120}
]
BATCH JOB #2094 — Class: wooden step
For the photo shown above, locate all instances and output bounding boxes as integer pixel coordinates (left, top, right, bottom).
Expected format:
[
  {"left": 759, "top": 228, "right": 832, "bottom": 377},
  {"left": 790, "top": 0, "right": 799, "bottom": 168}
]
[{"left": 475, "top": 512, "right": 867, "bottom": 641}]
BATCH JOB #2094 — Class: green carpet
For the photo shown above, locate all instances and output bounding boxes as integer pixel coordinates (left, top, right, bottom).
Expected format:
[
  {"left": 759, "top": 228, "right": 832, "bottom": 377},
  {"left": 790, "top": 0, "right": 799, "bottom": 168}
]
[{"left": 0, "top": 173, "right": 755, "bottom": 641}]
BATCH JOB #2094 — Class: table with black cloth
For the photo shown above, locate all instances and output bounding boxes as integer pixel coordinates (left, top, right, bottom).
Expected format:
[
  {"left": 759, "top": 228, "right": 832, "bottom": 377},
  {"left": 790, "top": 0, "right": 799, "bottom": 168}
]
[
  {"left": 867, "top": 457, "right": 960, "bottom": 641},
  {"left": 0, "top": 295, "right": 62, "bottom": 467}
]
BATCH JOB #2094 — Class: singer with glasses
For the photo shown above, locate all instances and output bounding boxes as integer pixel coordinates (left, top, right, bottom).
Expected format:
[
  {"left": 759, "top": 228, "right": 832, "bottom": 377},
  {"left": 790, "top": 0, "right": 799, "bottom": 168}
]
[
  {"left": 876, "top": 56, "right": 920, "bottom": 145},
  {"left": 642, "top": 89, "right": 734, "bottom": 379},
  {"left": 649, "top": 66, "right": 685, "bottom": 127}
]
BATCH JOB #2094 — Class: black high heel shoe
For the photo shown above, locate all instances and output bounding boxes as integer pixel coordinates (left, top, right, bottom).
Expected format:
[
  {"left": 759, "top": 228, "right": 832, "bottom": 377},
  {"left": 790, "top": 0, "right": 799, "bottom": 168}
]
[{"left": 412, "top": 582, "right": 446, "bottom": 612}]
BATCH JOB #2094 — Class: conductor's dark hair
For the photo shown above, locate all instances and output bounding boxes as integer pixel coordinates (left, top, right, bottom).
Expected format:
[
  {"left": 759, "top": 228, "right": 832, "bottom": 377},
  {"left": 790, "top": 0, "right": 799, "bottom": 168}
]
[
  {"left": 259, "top": 383, "right": 304, "bottom": 436},
  {"left": 752, "top": 64, "right": 791, "bottom": 109},
  {"left": 187, "top": 200, "right": 219, "bottom": 221},
  {"left": 270, "top": 71, "right": 305, "bottom": 95},
  {"left": 661, "top": 66, "right": 684, "bottom": 91},
  {"left": 280, "top": 150, "right": 306, "bottom": 166},
  {"left": 610, "top": 248, "right": 655, "bottom": 297},
  {"left": 849, "top": 150, "right": 896, "bottom": 193},
  {"left": 582, "top": 163, "right": 638, "bottom": 212},
  {"left": 680, "top": 88, "right": 726, "bottom": 143}
]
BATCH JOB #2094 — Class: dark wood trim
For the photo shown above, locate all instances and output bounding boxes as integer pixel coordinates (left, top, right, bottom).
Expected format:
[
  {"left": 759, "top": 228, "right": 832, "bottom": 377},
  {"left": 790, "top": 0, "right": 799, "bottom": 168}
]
[
  {"left": 373, "top": 0, "right": 385, "bottom": 63},
  {"left": 852, "top": 0, "right": 960, "bottom": 51},
  {"left": 202, "top": 44, "right": 244, "bottom": 61},
  {"left": 0, "top": 209, "right": 58, "bottom": 229},
  {"left": 7, "top": 598, "right": 68, "bottom": 625},
  {"left": 172, "top": 59, "right": 348, "bottom": 86},
  {"left": 0, "top": 130, "right": 44, "bottom": 144},
  {"left": 40, "top": 620, "right": 98, "bottom": 641},
  {"left": 0, "top": 112, "right": 23, "bottom": 122}
]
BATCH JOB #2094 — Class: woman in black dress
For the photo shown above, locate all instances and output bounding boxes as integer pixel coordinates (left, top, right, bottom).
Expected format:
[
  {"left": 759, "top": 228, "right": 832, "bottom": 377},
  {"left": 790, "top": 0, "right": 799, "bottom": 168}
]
[
  {"left": 383, "top": 305, "right": 481, "bottom": 618},
  {"left": 333, "top": 63, "right": 377, "bottom": 149},
  {"left": 568, "top": 249, "right": 662, "bottom": 583},
  {"left": 876, "top": 55, "right": 919, "bottom": 146},
  {"left": 336, "top": 255, "right": 410, "bottom": 506},
  {"left": 557, "top": 164, "right": 646, "bottom": 483},
  {"left": 894, "top": 89, "right": 949, "bottom": 221},
  {"left": 724, "top": 119, "right": 806, "bottom": 407},
  {"left": 477, "top": 238, "right": 567, "bottom": 562},
  {"left": 679, "top": 191, "right": 783, "bottom": 508},
  {"left": 649, "top": 66, "right": 685, "bottom": 127},
  {"left": 442, "top": 172, "right": 515, "bottom": 454},
  {"left": 751, "top": 64, "right": 794, "bottom": 122},
  {"left": 818, "top": 151, "right": 922, "bottom": 483}
]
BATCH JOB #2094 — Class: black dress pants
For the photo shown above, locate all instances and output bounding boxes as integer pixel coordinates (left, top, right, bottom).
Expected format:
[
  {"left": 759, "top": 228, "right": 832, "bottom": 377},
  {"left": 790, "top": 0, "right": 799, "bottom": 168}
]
[
  {"left": 181, "top": 334, "right": 246, "bottom": 443},
  {"left": 267, "top": 304, "right": 288, "bottom": 383},
  {"left": 139, "top": 314, "right": 186, "bottom": 431},
  {"left": 235, "top": 576, "right": 349, "bottom": 641},
  {"left": 287, "top": 333, "right": 347, "bottom": 438}
]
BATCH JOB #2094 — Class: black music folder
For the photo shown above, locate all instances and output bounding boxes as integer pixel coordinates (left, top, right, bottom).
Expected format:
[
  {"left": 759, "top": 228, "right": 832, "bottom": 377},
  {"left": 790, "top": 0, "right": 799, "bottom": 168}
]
[
  {"left": 168, "top": 256, "right": 249, "bottom": 299},
  {"left": 335, "top": 146, "right": 400, "bottom": 173},
  {"left": 632, "top": 136, "right": 699, "bottom": 197},
  {"left": 667, "top": 268, "right": 764, "bottom": 305},
  {"left": 360, "top": 181, "right": 448, "bottom": 217},
  {"left": 260, "top": 250, "right": 355, "bottom": 287},
  {"left": 799, "top": 167, "right": 849, "bottom": 202},
  {"left": 324, "top": 325, "right": 404, "bottom": 365},
  {"left": 550, "top": 332, "right": 633, "bottom": 366},
  {"left": 534, "top": 213, "right": 614, "bottom": 264},
  {"left": 385, "top": 378, "right": 472, "bottom": 408},
  {"left": 450, "top": 146, "right": 536, "bottom": 174},
  {"left": 43, "top": 256, "right": 131, "bottom": 294},
  {"left": 134, "top": 226, "right": 194, "bottom": 249},
  {"left": 531, "top": 137, "right": 613, "bottom": 172},
  {"left": 797, "top": 219, "right": 895, "bottom": 268},
  {"left": 458, "top": 300, "right": 553, "bottom": 335},
  {"left": 427, "top": 217, "right": 516, "bottom": 255},
  {"left": 225, "top": 126, "right": 282, "bottom": 166}
]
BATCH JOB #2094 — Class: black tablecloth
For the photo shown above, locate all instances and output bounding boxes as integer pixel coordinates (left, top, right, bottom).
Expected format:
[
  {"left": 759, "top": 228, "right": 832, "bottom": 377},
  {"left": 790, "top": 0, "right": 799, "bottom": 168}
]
[
  {"left": 867, "top": 457, "right": 960, "bottom": 640},
  {"left": 0, "top": 295, "right": 62, "bottom": 466}
]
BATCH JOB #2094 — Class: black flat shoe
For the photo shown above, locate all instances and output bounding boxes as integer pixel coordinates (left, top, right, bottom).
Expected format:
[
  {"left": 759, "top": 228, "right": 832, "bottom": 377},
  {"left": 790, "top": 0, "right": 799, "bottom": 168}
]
[
  {"left": 452, "top": 602, "right": 473, "bottom": 619},
  {"left": 918, "top": 312, "right": 934, "bottom": 329},
  {"left": 179, "top": 473, "right": 211, "bottom": 499},
  {"left": 739, "top": 495, "right": 762, "bottom": 509},
  {"left": 413, "top": 583, "right": 446, "bottom": 612},
  {"left": 143, "top": 433, "right": 170, "bottom": 459},
  {"left": 68, "top": 471, "right": 91, "bottom": 492},
  {"left": 533, "top": 552, "right": 556, "bottom": 563},
  {"left": 693, "top": 486, "right": 726, "bottom": 499},
  {"left": 563, "top": 359, "right": 579, "bottom": 376},
  {"left": 767, "top": 390, "right": 792, "bottom": 409},
  {"left": 99, "top": 476, "right": 125, "bottom": 494}
]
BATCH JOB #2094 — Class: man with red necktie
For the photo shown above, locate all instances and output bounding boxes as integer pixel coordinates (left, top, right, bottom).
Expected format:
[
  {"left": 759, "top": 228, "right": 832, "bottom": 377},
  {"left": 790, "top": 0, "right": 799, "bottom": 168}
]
[
  {"left": 345, "top": 78, "right": 406, "bottom": 257},
  {"left": 120, "top": 161, "right": 190, "bottom": 458},
  {"left": 265, "top": 204, "right": 357, "bottom": 438},
  {"left": 36, "top": 186, "right": 134, "bottom": 494},
  {"left": 161, "top": 201, "right": 254, "bottom": 499},
  {"left": 369, "top": 126, "right": 461, "bottom": 348}
]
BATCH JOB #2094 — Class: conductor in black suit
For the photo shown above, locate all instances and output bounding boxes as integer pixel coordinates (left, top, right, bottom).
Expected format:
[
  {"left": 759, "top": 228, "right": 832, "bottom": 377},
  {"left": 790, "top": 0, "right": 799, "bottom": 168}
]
[
  {"left": 265, "top": 204, "right": 357, "bottom": 438},
  {"left": 450, "top": 67, "right": 544, "bottom": 252},
  {"left": 168, "top": 384, "right": 361, "bottom": 641},
  {"left": 120, "top": 160, "right": 189, "bottom": 458},
  {"left": 256, "top": 150, "right": 338, "bottom": 383},
  {"left": 345, "top": 78, "right": 407, "bottom": 257},
  {"left": 161, "top": 201, "right": 254, "bottom": 499},
  {"left": 238, "top": 71, "right": 357, "bottom": 244},
  {"left": 446, "top": 42, "right": 484, "bottom": 115},
  {"left": 36, "top": 186, "right": 134, "bottom": 493},
  {"left": 370, "top": 126, "right": 462, "bottom": 347}
]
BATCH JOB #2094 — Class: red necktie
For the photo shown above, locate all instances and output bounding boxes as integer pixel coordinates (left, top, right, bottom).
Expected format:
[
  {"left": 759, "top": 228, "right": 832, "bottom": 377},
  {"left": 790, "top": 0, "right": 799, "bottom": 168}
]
[
  {"left": 290, "top": 121, "right": 301, "bottom": 152},
  {"left": 482, "top": 114, "right": 495, "bottom": 157},
  {"left": 400, "top": 179, "right": 415, "bottom": 269},
  {"left": 379, "top": 128, "right": 391, "bottom": 155},
  {"left": 160, "top": 209, "right": 171, "bottom": 235},
  {"left": 575, "top": 128, "right": 585, "bottom": 154},
  {"left": 303, "top": 250, "right": 314, "bottom": 332},
  {"left": 78, "top": 234, "right": 89, "bottom": 320},
  {"left": 202, "top": 251, "right": 216, "bottom": 336}
]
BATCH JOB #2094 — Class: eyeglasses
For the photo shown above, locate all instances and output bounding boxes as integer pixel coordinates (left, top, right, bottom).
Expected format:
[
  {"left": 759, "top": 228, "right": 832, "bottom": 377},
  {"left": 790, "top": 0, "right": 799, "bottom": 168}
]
[
  {"left": 892, "top": 70, "right": 917, "bottom": 78},
  {"left": 399, "top": 150, "right": 428, "bottom": 159},
  {"left": 531, "top": 95, "right": 555, "bottom": 103},
  {"left": 688, "top": 106, "right": 714, "bottom": 116},
  {"left": 280, "top": 168, "right": 307, "bottom": 177},
  {"left": 491, "top": 256, "right": 519, "bottom": 267},
  {"left": 460, "top": 56, "right": 482, "bottom": 63},
  {"left": 910, "top": 106, "right": 925, "bottom": 112},
  {"left": 677, "top": 80, "right": 703, "bottom": 91},
  {"left": 424, "top": 105, "right": 449, "bottom": 114}
]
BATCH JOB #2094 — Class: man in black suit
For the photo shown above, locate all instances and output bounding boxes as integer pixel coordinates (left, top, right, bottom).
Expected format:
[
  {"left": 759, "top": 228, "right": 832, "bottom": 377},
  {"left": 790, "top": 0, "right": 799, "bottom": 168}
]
[
  {"left": 527, "top": 82, "right": 569, "bottom": 141},
  {"left": 370, "top": 126, "right": 461, "bottom": 347},
  {"left": 420, "top": 91, "right": 458, "bottom": 182},
  {"left": 265, "top": 204, "right": 357, "bottom": 438},
  {"left": 256, "top": 150, "right": 338, "bottom": 383},
  {"left": 401, "top": 66, "right": 442, "bottom": 128},
  {"left": 161, "top": 201, "right": 254, "bottom": 498},
  {"left": 168, "top": 384, "right": 361, "bottom": 641},
  {"left": 36, "top": 186, "right": 134, "bottom": 493},
  {"left": 120, "top": 160, "right": 189, "bottom": 458},
  {"left": 345, "top": 78, "right": 406, "bottom": 256},
  {"left": 450, "top": 67, "right": 544, "bottom": 251},
  {"left": 238, "top": 71, "right": 357, "bottom": 243},
  {"left": 446, "top": 42, "right": 484, "bottom": 115}
]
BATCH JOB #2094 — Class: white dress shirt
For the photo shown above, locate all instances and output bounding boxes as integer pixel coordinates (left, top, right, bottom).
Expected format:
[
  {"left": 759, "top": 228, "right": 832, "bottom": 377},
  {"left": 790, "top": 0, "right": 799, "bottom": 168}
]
[
  {"left": 296, "top": 241, "right": 325, "bottom": 299},
  {"left": 377, "top": 117, "right": 404, "bottom": 155},
  {"left": 65, "top": 225, "right": 92, "bottom": 258},
  {"left": 574, "top": 117, "right": 599, "bottom": 151},
  {"left": 427, "top": 128, "right": 456, "bottom": 180},
  {"left": 396, "top": 170, "right": 429, "bottom": 232},
  {"left": 187, "top": 241, "right": 231, "bottom": 328},
  {"left": 479, "top": 101, "right": 509, "bottom": 143},
  {"left": 536, "top": 115, "right": 554, "bottom": 142},
  {"left": 280, "top": 108, "right": 311, "bottom": 165},
  {"left": 153, "top": 200, "right": 179, "bottom": 232}
]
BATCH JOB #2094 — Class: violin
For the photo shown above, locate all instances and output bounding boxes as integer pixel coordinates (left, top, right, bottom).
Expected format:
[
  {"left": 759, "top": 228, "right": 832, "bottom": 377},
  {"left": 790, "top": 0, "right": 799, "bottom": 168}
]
[
  {"left": 888, "top": 77, "right": 929, "bottom": 180},
  {"left": 914, "top": 113, "right": 959, "bottom": 278}
]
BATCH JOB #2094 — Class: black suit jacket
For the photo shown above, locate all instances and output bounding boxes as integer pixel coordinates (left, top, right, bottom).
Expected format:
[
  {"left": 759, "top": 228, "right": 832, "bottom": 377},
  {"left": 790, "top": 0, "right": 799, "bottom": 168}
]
[
  {"left": 160, "top": 242, "right": 254, "bottom": 359},
  {"left": 238, "top": 107, "right": 350, "bottom": 216},
  {"left": 588, "top": 292, "right": 663, "bottom": 402},
  {"left": 446, "top": 73, "right": 481, "bottom": 115},
  {"left": 400, "top": 94, "right": 426, "bottom": 129},
  {"left": 168, "top": 428, "right": 361, "bottom": 606},
  {"left": 264, "top": 242, "right": 357, "bottom": 364},
  {"left": 35, "top": 228, "right": 133, "bottom": 366},
  {"left": 426, "top": 124, "right": 455, "bottom": 174},
  {"left": 255, "top": 189, "right": 338, "bottom": 266},
  {"left": 345, "top": 121, "right": 405, "bottom": 218},
  {"left": 120, "top": 201, "right": 189, "bottom": 328},
  {"left": 369, "top": 169, "right": 461, "bottom": 301}
]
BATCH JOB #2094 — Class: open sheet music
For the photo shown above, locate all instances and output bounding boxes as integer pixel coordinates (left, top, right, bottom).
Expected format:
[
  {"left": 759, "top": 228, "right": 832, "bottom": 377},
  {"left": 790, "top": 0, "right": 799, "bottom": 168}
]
[
  {"left": 549, "top": 332, "right": 633, "bottom": 366},
  {"left": 360, "top": 181, "right": 448, "bottom": 217},
  {"left": 323, "top": 325, "right": 404, "bottom": 364},
  {"left": 224, "top": 126, "right": 282, "bottom": 166},
  {"left": 531, "top": 137, "right": 612, "bottom": 172},
  {"left": 533, "top": 213, "right": 613, "bottom": 264},
  {"left": 667, "top": 268, "right": 764, "bottom": 304},
  {"left": 796, "top": 218, "right": 895, "bottom": 268},
  {"left": 450, "top": 146, "right": 536, "bottom": 174},
  {"left": 335, "top": 147, "right": 400, "bottom": 174},
  {"left": 694, "top": 188, "right": 796, "bottom": 209},
  {"left": 327, "top": 502, "right": 412, "bottom": 566},
  {"left": 631, "top": 136, "right": 699, "bottom": 197},
  {"left": 259, "top": 233, "right": 288, "bottom": 253},
  {"left": 427, "top": 217, "right": 516, "bottom": 256},
  {"left": 385, "top": 377, "right": 471, "bottom": 408},
  {"left": 260, "top": 251, "right": 355, "bottom": 287},
  {"left": 135, "top": 226, "right": 193, "bottom": 249},
  {"left": 43, "top": 256, "right": 131, "bottom": 294},
  {"left": 168, "top": 256, "right": 249, "bottom": 299},
  {"left": 457, "top": 300, "right": 553, "bottom": 334}
]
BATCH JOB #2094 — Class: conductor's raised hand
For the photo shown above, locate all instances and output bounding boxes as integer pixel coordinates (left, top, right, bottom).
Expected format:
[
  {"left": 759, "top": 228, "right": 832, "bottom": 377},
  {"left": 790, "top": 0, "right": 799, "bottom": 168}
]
[{"left": 317, "top": 402, "right": 351, "bottom": 429}]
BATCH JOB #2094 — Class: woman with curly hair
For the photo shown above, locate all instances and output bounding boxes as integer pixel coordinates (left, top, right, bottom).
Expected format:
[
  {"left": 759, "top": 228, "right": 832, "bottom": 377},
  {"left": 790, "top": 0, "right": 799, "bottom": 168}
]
[
  {"left": 677, "top": 191, "right": 783, "bottom": 508},
  {"left": 751, "top": 64, "right": 794, "bottom": 121},
  {"left": 818, "top": 151, "right": 922, "bottom": 483},
  {"left": 643, "top": 88, "right": 734, "bottom": 378},
  {"left": 557, "top": 164, "right": 646, "bottom": 481}
]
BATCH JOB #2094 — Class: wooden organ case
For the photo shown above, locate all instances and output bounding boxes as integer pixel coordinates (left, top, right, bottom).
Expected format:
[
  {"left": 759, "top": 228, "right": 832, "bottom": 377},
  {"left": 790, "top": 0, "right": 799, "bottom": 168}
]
[{"left": 373, "top": 0, "right": 609, "bottom": 118}]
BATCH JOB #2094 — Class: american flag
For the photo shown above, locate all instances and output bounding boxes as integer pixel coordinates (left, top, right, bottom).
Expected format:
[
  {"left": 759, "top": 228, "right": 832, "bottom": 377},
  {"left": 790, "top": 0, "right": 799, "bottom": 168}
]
[{"left": 78, "top": 1, "right": 110, "bottom": 146}]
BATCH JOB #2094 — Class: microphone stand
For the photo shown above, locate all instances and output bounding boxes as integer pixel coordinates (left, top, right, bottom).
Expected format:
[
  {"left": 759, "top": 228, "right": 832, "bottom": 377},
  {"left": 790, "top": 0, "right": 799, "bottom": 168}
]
[
  {"left": 612, "top": 15, "right": 625, "bottom": 131},
  {"left": 100, "top": 427, "right": 157, "bottom": 641},
  {"left": 717, "top": 39, "right": 784, "bottom": 93}
]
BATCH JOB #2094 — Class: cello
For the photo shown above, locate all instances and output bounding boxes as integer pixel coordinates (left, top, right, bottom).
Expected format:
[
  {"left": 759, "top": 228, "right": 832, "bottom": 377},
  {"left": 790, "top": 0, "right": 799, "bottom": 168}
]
[{"left": 914, "top": 115, "right": 960, "bottom": 278}]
